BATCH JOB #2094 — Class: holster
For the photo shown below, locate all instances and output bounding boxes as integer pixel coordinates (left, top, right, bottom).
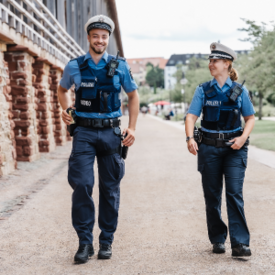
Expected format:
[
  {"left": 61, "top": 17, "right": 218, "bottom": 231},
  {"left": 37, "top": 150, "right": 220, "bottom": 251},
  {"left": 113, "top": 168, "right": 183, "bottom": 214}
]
[
  {"left": 67, "top": 124, "right": 78, "bottom": 137},
  {"left": 121, "top": 146, "right": 128, "bottom": 160}
]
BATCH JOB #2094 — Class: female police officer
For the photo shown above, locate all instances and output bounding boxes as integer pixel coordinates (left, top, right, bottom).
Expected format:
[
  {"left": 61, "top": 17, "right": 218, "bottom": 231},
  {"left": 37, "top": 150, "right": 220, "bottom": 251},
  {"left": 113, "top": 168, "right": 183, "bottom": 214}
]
[{"left": 185, "top": 42, "right": 255, "bottom": 257}]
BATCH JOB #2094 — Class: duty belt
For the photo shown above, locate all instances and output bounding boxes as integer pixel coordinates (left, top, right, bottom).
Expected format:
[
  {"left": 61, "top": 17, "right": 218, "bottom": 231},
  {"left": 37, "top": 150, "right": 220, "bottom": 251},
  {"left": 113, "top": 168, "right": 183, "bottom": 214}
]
[
  {"left": 201, "top": 130, "right": 249, "bottom": 148},
  {"left": 77, "top": 118, "right": 121, "bottom": 128}
]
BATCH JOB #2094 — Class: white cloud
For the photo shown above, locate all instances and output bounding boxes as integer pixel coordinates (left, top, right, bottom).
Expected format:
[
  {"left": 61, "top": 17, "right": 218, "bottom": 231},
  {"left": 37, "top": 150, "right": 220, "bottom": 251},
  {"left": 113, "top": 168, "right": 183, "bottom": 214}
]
[{"left": 116, "top": 0, "right": 275, "bottom": 58}]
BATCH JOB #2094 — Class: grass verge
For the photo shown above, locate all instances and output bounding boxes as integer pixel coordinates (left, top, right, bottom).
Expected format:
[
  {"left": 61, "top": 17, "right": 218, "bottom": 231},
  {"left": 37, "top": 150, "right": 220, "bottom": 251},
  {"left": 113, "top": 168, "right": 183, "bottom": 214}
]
[{"left": 250, "top": 120, "right": 275, "bottom": 151}]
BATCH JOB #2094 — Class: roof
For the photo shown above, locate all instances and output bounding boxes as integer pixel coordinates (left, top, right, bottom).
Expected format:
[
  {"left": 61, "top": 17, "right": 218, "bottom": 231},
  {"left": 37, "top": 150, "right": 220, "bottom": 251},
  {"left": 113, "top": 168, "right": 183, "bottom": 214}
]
[
  {"left": 127, "top": 57, "right": 168, "bottom": 70},
  {"left": 166, "top": 51, "right": 250, "bottom": 67},
  {"left": 166, "top": 53, "right": 207, "bottom": 67}
]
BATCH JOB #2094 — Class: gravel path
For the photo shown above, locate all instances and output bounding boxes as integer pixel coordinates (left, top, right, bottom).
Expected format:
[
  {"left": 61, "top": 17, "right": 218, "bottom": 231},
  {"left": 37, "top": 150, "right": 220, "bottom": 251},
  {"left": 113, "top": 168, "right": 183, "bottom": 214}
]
[{"left": 0, "top": 115, "right": 275, "bottom": 274}]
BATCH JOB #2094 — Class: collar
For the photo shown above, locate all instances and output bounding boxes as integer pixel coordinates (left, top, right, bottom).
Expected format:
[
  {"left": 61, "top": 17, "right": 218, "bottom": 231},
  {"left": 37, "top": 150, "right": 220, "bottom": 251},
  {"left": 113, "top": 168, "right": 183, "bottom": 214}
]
[
  {"left": 210, "top": 77, "right": 232, "bottom": 88},
  {"left": 83, "top": 51, "right": 109, "bottom": 63}
]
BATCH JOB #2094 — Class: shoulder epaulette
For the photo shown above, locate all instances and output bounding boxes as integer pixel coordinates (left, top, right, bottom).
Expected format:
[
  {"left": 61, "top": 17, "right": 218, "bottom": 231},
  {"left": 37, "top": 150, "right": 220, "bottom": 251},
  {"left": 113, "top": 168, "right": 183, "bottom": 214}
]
[
  {"left": 199, "top": 81, "right": 211, "bottom": 88},
  {"left": 70, "top": 55, "right": 85, "bottom": 62},
  {"left": 118, "top": 57, "right": 126, "bottom": 61}
]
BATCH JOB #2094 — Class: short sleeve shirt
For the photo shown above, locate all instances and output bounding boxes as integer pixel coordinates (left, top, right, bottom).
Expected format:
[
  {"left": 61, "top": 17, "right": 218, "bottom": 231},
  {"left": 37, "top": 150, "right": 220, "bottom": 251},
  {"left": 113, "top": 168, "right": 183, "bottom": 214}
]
[
  {"left": 187, "top": 77, "right": 255, "bottom": 133},
  {"left": 59, "top": 51, "right": 138, "bottom": 119}
]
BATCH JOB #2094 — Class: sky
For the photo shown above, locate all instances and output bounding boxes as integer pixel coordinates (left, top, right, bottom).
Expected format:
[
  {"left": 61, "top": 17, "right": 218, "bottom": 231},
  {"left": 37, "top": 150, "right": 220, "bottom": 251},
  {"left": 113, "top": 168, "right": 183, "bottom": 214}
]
[{"left": 116, "top": 0, "right": 275, "bottom": 59}]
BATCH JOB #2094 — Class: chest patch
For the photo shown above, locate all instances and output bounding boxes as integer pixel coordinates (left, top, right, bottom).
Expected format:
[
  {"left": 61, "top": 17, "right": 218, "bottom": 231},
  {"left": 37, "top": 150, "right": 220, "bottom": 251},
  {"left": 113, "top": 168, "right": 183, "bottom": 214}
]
[
  {"left": 81, "top": 82, "right": 95, "bottom": 88},
  {"left": 80, "top": 99, "right": 92, "bottom": 106},
  {"left": 205, "top": 100, "right": 220, "bottom": 106}
]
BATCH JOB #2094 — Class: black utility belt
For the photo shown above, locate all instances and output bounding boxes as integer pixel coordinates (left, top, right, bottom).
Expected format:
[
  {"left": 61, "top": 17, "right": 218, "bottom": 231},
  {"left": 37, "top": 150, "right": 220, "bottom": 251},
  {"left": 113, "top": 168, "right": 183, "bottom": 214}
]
[
  {"left": 202, "top": 130, "right": 243, "bottom": 140},
  {"left": 201, "top": 131, "right": 249, "bottom": 148},
  {"left": 77, "top": 117, "right": 121, "bottom": 128}
]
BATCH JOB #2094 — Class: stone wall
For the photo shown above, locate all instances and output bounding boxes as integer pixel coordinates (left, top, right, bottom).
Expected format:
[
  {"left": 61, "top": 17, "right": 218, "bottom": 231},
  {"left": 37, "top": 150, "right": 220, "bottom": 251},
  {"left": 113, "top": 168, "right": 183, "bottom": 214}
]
[
  {"left": 5, "top": 50, "right": 40, "bottom": 162},
  {"left": 0, "top": 50, "right": 16, "bottom": 176}
]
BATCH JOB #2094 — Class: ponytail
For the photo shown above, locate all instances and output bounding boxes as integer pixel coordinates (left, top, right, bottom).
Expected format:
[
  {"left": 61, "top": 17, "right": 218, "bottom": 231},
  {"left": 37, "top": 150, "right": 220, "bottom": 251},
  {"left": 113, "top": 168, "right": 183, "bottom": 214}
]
[{"left": 228, "top": 62, "right": 238, "bottom": 81}]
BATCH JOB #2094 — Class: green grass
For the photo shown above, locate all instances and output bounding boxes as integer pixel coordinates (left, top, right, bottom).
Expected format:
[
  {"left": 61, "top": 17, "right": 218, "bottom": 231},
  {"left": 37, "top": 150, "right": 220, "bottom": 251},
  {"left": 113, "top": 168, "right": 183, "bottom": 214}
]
[{"left": 250, "top": 120, "right": 275, "bottom": 151}]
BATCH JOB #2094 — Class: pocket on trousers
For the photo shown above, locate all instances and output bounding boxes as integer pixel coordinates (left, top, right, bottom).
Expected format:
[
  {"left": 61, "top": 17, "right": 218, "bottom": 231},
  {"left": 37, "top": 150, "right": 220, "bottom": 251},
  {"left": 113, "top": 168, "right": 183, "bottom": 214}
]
[
  {"left": 242, "top": 158, "right": 247, "bottom": 168},
  {"left": 198, "top": 164, "right": 205, "bottom": 173},
  {"left": 114, "top": 153, "right": 125, "bottom": 181}
]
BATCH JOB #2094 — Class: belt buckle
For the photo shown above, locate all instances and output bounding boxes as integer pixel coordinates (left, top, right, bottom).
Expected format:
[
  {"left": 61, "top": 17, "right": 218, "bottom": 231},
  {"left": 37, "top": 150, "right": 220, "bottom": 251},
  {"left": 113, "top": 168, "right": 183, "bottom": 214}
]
[
  {"left": 103, "top": 119, "right": 110, "bottom": 127},
  {"left": 93, "top": 119, "right": 104, "bottom": 128},
  {"left": 216, "top": 133, "right": 224, "bottom": 148}
]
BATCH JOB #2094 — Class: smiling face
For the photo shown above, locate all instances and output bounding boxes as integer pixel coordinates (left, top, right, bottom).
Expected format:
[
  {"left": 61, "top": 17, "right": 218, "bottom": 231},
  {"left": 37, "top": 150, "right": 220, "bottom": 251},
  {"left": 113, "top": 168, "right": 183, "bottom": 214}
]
[
  {"left": 208, "top": 59, "right": 230, "bottom": 78},
  {"left": 87, "top": 28, "right": 109, "bottom": 54}
]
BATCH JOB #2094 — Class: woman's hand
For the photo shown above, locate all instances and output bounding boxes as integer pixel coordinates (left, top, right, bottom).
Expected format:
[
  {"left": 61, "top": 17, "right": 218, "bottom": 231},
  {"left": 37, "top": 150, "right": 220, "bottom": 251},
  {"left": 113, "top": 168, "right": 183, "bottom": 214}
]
[
  {"left": 229, "top": 136, "right": 247, "bottom": 150},
  {"left": 122, "top": 128, "right": 135, "bottom": 147},
  {"left": 187, "top": 139, "right": 198, "bottom": 155}
]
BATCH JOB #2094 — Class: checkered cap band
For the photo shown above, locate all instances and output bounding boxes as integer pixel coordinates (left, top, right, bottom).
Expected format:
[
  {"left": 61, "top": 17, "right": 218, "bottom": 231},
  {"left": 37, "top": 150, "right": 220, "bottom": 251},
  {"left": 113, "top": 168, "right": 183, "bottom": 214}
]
[{"left": 87, "top": 22, "right": 112, "bottom": 34}]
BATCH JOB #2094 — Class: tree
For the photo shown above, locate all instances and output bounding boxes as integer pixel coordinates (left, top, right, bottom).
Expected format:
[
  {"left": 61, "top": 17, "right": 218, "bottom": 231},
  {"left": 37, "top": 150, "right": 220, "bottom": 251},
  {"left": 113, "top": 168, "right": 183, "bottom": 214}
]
[
  {"left": 145, "top": 63, "right": 164, "bottom": 94},
  {"left": 237, "top": 19, "right": 275, "bottom": 119},
  {"left": 183, "top": 58, "right": 211, "bottom": 103}
]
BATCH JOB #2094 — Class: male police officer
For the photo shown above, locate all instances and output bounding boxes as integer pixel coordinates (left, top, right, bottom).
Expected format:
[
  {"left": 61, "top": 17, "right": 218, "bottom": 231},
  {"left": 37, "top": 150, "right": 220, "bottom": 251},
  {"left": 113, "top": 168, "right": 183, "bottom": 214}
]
[{"left": 58, "top": 15, "right": 139, "bottom": 263}]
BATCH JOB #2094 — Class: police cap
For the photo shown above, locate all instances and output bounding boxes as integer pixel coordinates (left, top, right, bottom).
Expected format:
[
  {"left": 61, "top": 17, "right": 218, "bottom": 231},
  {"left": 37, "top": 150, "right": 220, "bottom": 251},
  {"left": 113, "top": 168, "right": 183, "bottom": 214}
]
[
  {"left": 85, "top": 15, "right": 115, "bottom": 35},
  {"left": 208, "top": 42, "right": 237, "bottom": 61}
]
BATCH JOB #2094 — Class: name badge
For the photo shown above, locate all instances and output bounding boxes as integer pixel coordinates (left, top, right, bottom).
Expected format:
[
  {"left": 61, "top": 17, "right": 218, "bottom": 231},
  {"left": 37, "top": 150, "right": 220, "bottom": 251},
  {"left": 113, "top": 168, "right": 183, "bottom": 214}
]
[
  {"left": 80, "top": 100, "right": 92, "bottom": 106},
  {"left": 81, "top": 82, "right": 95, "bottom": 88},
  {"left": 205, "top": 100, "right": 220, "bottom": 106}
]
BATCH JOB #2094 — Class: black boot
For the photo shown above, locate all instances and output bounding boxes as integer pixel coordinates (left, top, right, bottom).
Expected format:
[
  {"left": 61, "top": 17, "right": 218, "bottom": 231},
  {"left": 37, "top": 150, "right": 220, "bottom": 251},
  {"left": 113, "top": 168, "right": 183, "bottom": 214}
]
[
  {"left": 98, "top": 243, "right": 112, "bottom": 259},
  {"left": 74, "top": 244, "right": 94, "bottom": 263},
  {"left": 232, "top": 244, "right": 251, "bottom": 257},
  {"left": 213, "top": 243, "right": 225, "bottom": 254}
]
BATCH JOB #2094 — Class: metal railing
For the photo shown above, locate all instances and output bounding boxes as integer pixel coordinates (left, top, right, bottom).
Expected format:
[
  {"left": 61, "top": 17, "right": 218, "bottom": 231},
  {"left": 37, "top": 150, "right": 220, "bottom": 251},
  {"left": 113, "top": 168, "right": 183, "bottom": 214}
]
[{"left": 0, "top": 0, "right": 85, "bottom": 65}]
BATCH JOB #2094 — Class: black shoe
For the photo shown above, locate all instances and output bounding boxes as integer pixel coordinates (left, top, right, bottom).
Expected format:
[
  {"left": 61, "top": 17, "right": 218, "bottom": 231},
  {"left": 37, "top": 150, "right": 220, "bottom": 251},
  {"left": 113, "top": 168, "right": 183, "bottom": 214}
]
[
  {"left": 232, "top": 244, "right": 251, "bottom": 257},
  {"left": 98, "top": 243, "right": 112, "bottom": 259},
  {"left": 213, "top": 243, "right": 225, "bottom": 254},
  {"left": 74, "top": 244, "right": 94, "bottom": 263}
]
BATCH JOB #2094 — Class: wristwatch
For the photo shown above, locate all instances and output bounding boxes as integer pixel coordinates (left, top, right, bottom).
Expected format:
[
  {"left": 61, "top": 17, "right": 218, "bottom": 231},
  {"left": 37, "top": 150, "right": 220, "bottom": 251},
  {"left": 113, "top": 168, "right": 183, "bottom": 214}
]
[{"left": 186, "top": 136, "right": 194, "bottom": 142}]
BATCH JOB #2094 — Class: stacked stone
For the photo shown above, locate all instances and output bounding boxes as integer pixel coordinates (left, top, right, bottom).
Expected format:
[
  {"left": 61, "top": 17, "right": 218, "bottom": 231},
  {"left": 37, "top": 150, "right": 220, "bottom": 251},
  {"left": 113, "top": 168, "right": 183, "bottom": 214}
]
[
  {"left": 5, "top": 50, "right": 40, "bottom": 162},
  {"left": 49, "top": 67, "right": 67, "bottom": 146},
  {"left": 0, "top": 50, "right": 17, "bottom": 175},
  {"left": 33, "top": 58, "right": 56, "bottom": 152}
]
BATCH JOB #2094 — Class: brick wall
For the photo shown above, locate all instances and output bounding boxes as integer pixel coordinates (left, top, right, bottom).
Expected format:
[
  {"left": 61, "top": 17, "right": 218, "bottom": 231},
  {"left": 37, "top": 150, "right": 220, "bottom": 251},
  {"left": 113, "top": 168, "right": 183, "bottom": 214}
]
[
  {"left": 0, "top": 51, "right": 16, "bottom": 176},
  {"left": 5, "top": 51, "right": 40, "bottom": 162},
  {"left": 50, "top": 67, "right": 67, "bottom": 146},
  {"left": 33, "top": 58, "right": 56, "bottom": 152}
]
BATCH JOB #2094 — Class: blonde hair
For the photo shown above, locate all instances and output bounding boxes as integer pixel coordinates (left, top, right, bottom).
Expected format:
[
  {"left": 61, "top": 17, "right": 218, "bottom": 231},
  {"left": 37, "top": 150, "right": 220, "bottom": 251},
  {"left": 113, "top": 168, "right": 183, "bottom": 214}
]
[{"left": 227, "top": 60, "right": 238, "bottom": 81}]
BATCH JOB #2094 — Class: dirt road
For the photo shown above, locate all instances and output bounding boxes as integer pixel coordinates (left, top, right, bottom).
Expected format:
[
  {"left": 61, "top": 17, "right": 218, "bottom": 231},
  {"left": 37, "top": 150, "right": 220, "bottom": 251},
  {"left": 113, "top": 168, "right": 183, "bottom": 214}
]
[{"left": 0, "top": 115, "right": 275, "bottom": 274}]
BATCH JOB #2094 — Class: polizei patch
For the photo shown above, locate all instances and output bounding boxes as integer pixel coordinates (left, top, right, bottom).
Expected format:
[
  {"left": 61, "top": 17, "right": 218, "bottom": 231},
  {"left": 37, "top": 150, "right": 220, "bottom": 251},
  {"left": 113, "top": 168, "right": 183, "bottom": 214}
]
[
  {"left": 205, "top": 100, "right": 220, "bottom": 106},
  {"left": 80, "top": 100, "right": 92, "bottom": 106},
  {"left": 81, "top": 82, "right": 95, "bottom": 87}
]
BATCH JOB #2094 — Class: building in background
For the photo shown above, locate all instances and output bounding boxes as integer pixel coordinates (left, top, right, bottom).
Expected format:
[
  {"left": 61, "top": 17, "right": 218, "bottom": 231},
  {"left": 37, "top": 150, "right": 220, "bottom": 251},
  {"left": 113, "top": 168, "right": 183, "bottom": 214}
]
[
  {"left": 164, "top": 53, "right": 207, "bottom": 90},
  {"left": 165, "top": 50, "right": 250, "bottom": 90},
  {"left": 127, "top": 57, "right": 167, "bottom": 85},
  {"left": 0, "top": 0, "right": 123, "bottom": 176}
]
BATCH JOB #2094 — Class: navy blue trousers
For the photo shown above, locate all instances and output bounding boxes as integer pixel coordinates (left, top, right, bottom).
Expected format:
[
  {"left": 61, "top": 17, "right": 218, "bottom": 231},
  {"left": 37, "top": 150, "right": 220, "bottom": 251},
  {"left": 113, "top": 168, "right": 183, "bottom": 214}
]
[
  {"left": 198, "top": 143, "right": 250, "bottom": 248},
  {"left": 68, "top": 126, "right": 125, "bottom": 245}
]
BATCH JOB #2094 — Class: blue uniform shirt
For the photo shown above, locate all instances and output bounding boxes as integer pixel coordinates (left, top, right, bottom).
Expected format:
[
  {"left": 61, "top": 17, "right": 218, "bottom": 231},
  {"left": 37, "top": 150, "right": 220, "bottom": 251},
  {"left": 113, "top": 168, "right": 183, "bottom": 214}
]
[
  {"left": 188, "top": 77, "right": 255, "bottom": 133},
  {"left": 60, "top": 51, "right": 138, "bottom": 119}
]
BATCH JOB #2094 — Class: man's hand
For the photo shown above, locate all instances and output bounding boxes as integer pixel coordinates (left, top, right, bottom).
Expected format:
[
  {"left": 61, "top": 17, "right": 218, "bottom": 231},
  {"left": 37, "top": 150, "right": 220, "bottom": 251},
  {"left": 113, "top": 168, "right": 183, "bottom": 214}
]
[
  {"left": 187, "top": 139, "right": 198, "bottom": 155},
  {"left": 229, "top": 136, "right": 247, "bottom": 150},
  {"left": 122, "top": 128, "right": 135, "bottom": 147},
  {"left": 62, "top": 106, "right": 75, "bottom": 125}
]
